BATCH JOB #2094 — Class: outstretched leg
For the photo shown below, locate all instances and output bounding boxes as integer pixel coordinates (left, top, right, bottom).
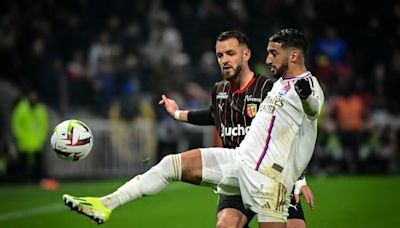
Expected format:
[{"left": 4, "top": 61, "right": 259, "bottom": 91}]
[{"left": 63, "top": 149, "right": 203, "bottom": 224}]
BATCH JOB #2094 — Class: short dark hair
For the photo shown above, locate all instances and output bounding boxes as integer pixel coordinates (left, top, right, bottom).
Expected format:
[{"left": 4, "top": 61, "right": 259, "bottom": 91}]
[
  {"left": 216, "top": 30, "right": 249, "bottom": 47},
  {"left": 269, "top": 29, "right": 308, "bottom": 53}
]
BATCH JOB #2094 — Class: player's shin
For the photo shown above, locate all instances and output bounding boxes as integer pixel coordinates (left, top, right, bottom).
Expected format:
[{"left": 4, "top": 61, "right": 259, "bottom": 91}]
[{"left": 101, "top": 154, "right": 182, "bottom": 210}]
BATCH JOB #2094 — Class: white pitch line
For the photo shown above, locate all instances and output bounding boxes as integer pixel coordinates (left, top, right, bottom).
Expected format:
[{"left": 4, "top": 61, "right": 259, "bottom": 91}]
[{"left": 0, "top": 203, "right": 65, "bottom": 221}]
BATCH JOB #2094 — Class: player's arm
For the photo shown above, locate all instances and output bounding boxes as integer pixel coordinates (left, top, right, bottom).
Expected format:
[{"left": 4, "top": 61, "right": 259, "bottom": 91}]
[
  {"left": 294, "top": 176, "right": 314, "bottom": 209},
  {"left": 213, "top": 127, "right": 223, "bottom": 147},
  {"left": 294, "top": 78, "right": 321, "bottom": 120},
  {"left": 159, "top": 94, "right": 214, "bottom": 125},
  {"left": 294, "top": 167, "right": 314, "bottom": 208}
]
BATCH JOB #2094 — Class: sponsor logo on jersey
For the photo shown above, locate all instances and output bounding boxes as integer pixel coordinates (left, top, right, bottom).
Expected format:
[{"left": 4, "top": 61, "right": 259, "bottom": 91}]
[
  {"left": 245, "top": 95, "right": 261, "bottom": 102},
  {"left": 259, "top": 96, "right": 284, "bottom": 114},
  {"left": 246, "top": 103, "right": 257, "bottom": 118},
  {"left": 216, "top": 92, "right": 228, "bottom": 99},
  {"left": 264, "top": 96, "right": 284, "bottom": 107},
  {"left": 259, "top": 104, "right": 276, "bottom": 114},
  {"left": 279, "top": 85, "right": 291, "bottom": 96},
  {"left": 220, "top": 123, "right": 250, "bottom": 137}
]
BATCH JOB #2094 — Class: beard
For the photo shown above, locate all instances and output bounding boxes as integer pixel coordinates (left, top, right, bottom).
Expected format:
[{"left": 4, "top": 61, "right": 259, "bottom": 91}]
[
  {"left": 270, "top": 59, "right": 288, "bottom": 78},
  {"left": 222, "top": 64, "right": 243, "bottom": 82}
]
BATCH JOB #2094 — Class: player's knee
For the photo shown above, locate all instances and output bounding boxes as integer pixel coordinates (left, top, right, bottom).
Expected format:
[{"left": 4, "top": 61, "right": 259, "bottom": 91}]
[
  {"left": 155, "top": 154, "right": 182, "bottom": 181},
  {"left": 216, "top": 209, "right": 247, "bottom": 228},
  {"left": 216, "top": 218, "right": 236, "bottom": 228},
  {"left": 287, "top": 218, "right": 306, "bottom": 228},
  {"left": 181, "top": 149, "right": 203, "bottom": 184},
  {"left": 216, "top": 217, "right": 243, "bottom": 228}
]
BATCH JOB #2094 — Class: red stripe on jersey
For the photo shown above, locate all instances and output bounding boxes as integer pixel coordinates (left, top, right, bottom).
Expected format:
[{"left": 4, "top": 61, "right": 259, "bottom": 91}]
[
  {"left": 255, "top": 115, "right": 276, "bottom": 171},
  {"left": 231, "top": 76, "right": 256, "bottom": 94}
]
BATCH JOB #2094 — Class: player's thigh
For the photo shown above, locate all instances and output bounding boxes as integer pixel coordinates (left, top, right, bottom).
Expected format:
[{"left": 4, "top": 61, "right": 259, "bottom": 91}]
[
  {"left": 287, "top": 219, "right": 306, "bottom": 228},
  {"left": 199, "top": 147, "right": 237, "bottom": 187},
  {"left": 217, "top": 195, "right": 255, "bottom": 227},
  {"left": 217, "top": 195, "right": 255, "bottom": 220}
]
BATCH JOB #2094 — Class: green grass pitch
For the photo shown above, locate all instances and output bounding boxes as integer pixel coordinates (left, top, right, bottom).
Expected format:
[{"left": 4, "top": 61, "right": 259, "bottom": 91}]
[{"left": 0, "top": 176, "right": 399, "bottom": 227}]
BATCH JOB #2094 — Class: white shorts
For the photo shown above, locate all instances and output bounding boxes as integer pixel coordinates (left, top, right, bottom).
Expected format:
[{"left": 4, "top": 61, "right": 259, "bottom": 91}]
[{"left": 200, "top": 148, "right": 289, "bottom": 222}]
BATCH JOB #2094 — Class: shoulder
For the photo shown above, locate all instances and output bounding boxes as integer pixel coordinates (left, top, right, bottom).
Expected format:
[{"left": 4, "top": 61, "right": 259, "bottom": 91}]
[
  {"left": 309, "top": 74, "right": 323, "bottom": 90},
  {"left": 255, "top": 73, "right": 276, "bottom": 84},
  {"left": 254, "top": 74, "right": 275, "bottom": 93}
]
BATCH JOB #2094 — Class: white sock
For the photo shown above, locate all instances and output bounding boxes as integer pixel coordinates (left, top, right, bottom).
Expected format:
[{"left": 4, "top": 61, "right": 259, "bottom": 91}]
[{"left": 100, "top": 154, "right": 182, "bottom": 210}]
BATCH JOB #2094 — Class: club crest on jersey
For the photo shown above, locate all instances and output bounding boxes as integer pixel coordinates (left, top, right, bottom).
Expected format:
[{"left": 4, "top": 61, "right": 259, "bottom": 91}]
[
  {"left": 246, "top": 103, "right": 257, "bottom": 118},
  {"left": 279, "top": 85, "right": 291, "bottom": 96}
]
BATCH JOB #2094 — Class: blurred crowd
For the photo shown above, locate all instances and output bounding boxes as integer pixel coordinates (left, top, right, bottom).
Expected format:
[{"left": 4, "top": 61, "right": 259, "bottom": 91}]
[{"left": 0, "top": 0, "right": 399, "bottom": 178}]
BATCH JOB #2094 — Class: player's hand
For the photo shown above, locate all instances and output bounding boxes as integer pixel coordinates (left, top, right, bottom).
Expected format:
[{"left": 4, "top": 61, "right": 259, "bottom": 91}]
[
  {"left": 158, "top": 95, "right": 179, "bottom": 117},
  {"left": 294, "top": 185, "right": 315, "bottom": 209},
  {"left": 294, "top": 79, "right": 312, "bottom": 100}
]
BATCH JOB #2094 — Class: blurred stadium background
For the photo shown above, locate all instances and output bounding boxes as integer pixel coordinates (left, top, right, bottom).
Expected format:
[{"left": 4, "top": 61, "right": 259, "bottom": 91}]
[{"left": 0, "top": 0, "right": 399, "bottom": 227}]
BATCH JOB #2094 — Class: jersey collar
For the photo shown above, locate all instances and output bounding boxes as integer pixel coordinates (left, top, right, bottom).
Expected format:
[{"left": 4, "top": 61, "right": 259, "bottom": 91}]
[
  {"left": 282, "top": 71, "right": 311, "bottom": 82},
  {"left": 230, "top": 75, "right": 256, "bottom": 94}
]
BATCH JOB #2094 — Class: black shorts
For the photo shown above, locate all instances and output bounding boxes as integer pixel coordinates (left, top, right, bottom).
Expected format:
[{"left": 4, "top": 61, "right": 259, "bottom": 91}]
[
  {"left": 217, "top": 192, "right": 305, "bottom": 226},
  {"left": 287, "top": 192, "right": 306, "bottom": 221}
]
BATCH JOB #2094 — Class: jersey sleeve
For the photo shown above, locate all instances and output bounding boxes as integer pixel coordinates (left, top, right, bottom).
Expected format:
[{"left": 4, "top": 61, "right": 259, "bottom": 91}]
[
  {"left": 308, "top": 76, "right": 325, "bottom": 119},
  {"left": 187, "top": 109, "right": 214, "bottom": 125},
  {"left": 296, "top": 76, "right": 325, "bottom": 120}
]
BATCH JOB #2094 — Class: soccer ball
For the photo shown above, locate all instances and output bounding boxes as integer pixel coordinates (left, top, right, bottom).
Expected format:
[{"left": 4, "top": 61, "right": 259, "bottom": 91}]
[{"left": 50, "top": 119, "right": 93, "bottom": 161}]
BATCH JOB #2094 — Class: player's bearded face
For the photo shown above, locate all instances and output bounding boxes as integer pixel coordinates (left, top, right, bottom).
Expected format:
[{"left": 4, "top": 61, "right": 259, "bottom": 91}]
[
  {"left": 270, "top": 57, "right": 288, "bottom": 78},
  {"left": 216, "top": 39, "right": 246, "bottom": 82},
  {"left": 266, "top": 42, "right": 289, "bottom": 78},
  {"left": 221, "top": 63, "right": 243, "bottom": 81}
]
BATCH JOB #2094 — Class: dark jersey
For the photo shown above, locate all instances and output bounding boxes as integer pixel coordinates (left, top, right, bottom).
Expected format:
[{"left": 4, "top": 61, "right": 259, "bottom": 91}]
[{"left": 210, "top": 73, "right": 275, "bottom": 148}]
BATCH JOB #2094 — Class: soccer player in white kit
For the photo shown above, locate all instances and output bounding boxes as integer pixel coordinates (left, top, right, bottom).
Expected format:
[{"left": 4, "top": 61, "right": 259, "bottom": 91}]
[{"left": 63, "top": 29, "right": 324, "bottom": 228}]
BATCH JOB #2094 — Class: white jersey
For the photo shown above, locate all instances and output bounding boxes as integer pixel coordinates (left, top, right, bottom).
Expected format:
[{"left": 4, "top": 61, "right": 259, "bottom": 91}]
[{"left": 237, "top": 71, "right": 324, "bottom": 191}]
